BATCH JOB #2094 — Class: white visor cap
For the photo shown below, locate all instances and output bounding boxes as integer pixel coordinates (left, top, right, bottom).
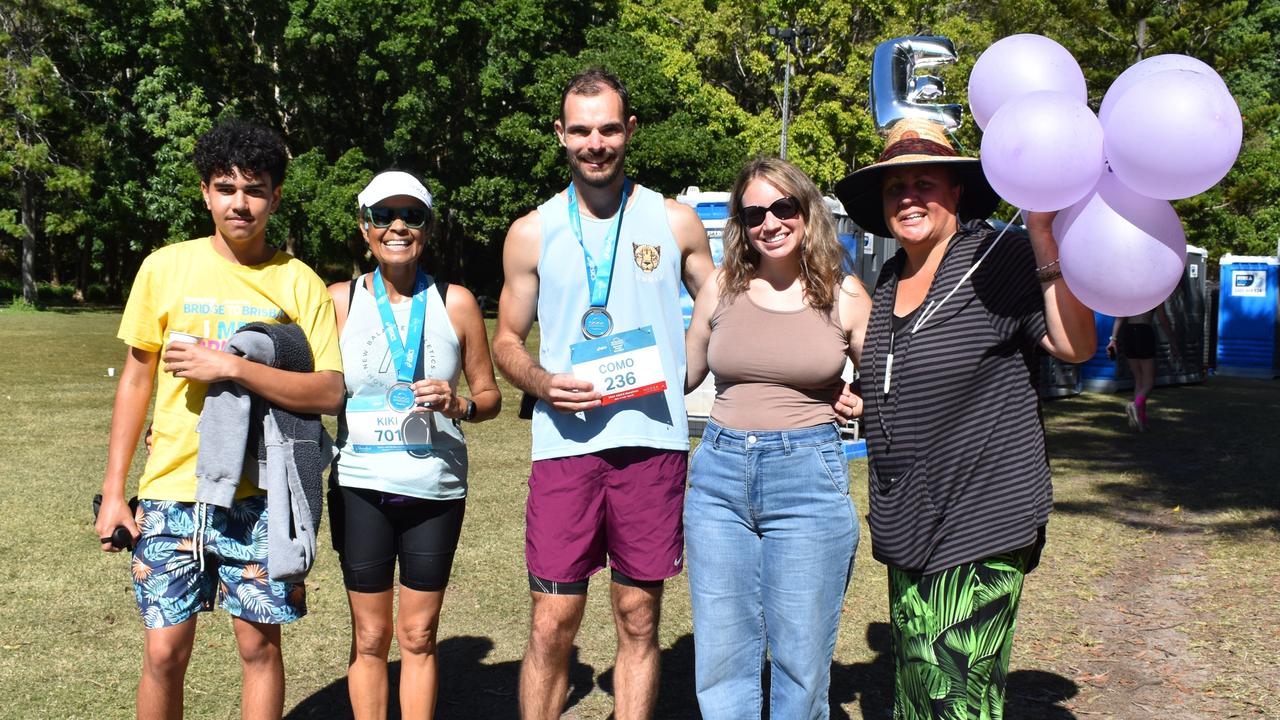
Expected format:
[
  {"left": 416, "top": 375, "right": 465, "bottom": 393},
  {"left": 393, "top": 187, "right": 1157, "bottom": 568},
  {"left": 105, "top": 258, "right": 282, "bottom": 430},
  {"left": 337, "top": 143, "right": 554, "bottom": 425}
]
[{"left": 358, "top": 171, "right": 433, "bottom": 210}]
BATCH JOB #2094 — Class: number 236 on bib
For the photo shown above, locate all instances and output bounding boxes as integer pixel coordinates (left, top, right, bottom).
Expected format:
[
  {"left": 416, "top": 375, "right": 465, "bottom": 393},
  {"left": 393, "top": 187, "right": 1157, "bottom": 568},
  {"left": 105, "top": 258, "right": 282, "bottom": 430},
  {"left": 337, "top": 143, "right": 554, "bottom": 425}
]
[{"left": 569, "top": 325, "right": 667, "bottom": 406}]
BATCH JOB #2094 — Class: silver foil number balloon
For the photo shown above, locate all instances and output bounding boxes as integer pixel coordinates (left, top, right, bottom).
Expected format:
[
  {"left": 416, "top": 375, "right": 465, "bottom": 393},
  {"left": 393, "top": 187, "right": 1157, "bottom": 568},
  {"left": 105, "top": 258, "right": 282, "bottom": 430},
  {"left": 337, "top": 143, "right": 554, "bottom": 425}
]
[{"left": 870, "top": 36, "right": 964, "bottom": 134}]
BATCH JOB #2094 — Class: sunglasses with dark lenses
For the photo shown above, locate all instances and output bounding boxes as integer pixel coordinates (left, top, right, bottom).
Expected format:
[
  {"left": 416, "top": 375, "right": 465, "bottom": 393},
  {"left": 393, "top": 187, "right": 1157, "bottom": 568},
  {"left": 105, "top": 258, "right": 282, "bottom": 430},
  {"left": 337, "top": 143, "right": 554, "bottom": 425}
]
[
  {"left": 365, "top": 205, "right": 431, "bottom": 229},
  {"left": 739, "top": 196, "right": 801, "bottom": 228}
]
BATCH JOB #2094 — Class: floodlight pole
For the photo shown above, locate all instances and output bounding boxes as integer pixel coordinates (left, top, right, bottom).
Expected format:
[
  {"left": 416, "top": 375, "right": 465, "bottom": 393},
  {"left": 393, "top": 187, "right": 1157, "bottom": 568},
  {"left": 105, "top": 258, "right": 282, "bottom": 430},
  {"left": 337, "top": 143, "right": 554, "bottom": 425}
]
[{"left": 767, "top": 25, "right": 815, "bottom": 160}]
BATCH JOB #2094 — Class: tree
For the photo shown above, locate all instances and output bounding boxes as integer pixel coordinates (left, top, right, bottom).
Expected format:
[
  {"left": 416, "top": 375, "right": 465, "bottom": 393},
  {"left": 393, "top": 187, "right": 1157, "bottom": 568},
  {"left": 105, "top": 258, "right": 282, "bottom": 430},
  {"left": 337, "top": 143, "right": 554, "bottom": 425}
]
[{"left": 0, "top": 0, "right": 97, "bottom": 304}]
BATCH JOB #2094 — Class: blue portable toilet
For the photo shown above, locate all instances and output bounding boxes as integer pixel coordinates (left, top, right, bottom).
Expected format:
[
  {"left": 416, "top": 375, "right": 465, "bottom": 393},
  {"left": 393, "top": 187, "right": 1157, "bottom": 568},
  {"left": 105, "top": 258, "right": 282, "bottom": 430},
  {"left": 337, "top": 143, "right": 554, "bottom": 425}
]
[
  {"left": 675, "top": 188, "right": 730, "bottom": 330},
  {"left": 1217, "top": 255, "right": 1280, "bottom": 378},
  {"left": 1080, "top": 245, "right": 1210, "bottom": 392},
  {"left": 823, "top": 196, "right": 861, "bottom": 275}
]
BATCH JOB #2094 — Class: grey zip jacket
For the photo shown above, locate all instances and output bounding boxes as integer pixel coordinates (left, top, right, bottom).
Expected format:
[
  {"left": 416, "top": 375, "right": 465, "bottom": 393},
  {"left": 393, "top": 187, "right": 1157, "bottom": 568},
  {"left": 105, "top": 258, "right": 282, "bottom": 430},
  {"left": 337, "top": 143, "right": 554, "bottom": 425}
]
[{"left": 194, "top": 321, "right": 333, "bottom": 583}]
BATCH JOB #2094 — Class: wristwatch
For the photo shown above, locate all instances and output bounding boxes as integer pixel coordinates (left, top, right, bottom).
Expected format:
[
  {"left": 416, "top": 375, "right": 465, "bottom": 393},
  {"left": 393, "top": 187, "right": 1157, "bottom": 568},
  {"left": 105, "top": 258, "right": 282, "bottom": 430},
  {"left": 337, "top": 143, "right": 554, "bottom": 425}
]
[{"left": 463, "top": 398, "right": 477, "bottom": 422}]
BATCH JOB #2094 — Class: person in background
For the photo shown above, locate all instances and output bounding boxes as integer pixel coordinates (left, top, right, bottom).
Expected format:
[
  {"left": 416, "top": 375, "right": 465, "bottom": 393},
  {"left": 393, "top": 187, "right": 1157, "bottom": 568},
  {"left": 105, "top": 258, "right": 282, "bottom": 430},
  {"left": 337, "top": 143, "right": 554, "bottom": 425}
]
[
  {"left": 327, "top": 170, "right": 501, "bottom": 719},
  {"left": 1108, "top": 305, "right": 1176, "bottom": 431},
  {"left": 834, "top": 118, "right": 1096, "bottom": 719},
  {"left": 682, "top": 156, "right": 870, "bottom": 719}
]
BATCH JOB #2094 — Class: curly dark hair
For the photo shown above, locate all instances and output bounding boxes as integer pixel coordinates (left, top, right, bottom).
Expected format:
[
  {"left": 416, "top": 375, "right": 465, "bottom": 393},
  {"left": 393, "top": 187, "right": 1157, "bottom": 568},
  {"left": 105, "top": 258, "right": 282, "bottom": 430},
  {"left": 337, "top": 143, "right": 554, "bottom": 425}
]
[{"left": 193, "top": 119, "right": 288, "bottom": 188}]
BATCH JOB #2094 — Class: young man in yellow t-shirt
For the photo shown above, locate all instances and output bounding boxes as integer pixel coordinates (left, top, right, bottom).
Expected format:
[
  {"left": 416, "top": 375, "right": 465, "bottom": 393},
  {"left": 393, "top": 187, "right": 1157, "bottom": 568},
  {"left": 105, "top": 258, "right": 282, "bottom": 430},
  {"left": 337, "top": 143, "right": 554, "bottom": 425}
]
[{"left": 95, "top": 119, "right": 344, "bottom": 719}]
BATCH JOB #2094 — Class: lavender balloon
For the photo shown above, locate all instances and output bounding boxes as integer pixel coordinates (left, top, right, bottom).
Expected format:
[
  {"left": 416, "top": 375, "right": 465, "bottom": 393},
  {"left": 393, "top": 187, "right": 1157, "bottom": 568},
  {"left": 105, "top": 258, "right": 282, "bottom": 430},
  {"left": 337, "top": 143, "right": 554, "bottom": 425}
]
[
  {"left": 1104, "top": 69, "right": 1242, "bottom": 200},
  {"left": 1099, "top": 54, "right": 1229, "bottom": 126},
  {"left": 968, "top": 34, "right": 1087, "bottom": 130},
  {"left": 1057, "top": 171, "right": 1187, "bottom": 317},
  {"left": 980, "top": 91, "right": 1104, "bottom": 211}
]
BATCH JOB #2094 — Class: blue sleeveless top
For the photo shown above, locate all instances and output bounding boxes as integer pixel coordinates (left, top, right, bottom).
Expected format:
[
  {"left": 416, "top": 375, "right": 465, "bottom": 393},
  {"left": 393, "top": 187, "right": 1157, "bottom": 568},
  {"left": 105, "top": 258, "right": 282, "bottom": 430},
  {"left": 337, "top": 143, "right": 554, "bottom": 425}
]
[{"left": 531, "top": 184, "right": 689, "bottom": 460}]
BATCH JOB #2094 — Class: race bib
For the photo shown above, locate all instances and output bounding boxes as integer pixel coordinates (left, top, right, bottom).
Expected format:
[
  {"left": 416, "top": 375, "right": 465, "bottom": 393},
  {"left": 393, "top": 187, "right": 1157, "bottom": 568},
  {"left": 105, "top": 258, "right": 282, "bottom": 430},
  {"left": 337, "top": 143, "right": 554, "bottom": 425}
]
[
  {"left": 570, "top": 325, "right": 667, "bottom": 406},
  {"left": 345, "top": 395, "right": 433, "bottom": 454}
]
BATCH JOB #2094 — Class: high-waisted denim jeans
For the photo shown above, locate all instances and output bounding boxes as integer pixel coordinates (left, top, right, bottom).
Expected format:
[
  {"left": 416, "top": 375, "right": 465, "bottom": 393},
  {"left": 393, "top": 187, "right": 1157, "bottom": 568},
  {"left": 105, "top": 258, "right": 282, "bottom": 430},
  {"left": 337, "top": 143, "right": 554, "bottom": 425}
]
[{"left": 685, "top": 420, "right": 859, "bottom": 720}]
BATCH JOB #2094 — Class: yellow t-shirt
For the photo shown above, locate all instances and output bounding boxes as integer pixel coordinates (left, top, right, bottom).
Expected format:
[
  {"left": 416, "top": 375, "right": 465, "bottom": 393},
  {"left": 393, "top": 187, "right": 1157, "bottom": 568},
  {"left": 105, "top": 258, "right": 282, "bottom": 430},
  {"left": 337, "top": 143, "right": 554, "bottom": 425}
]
[{"left": 117, "top": 238, "right": 343, "bottom": 501}]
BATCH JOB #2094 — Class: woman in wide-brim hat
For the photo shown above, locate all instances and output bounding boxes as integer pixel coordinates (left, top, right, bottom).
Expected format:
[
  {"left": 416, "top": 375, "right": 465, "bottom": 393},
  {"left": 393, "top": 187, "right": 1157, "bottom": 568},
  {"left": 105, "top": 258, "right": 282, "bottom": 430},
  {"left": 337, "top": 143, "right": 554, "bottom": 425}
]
[{"left": 834, "top": 118, "right": 1095, "bottom": 719}]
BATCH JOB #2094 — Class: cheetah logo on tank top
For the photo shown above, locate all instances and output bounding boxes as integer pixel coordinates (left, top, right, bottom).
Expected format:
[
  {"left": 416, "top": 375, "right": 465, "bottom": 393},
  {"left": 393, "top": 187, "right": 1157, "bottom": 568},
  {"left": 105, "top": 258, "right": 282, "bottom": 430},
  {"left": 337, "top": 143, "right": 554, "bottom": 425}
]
[{"left": 633, "top": 242, "right": 661, "bottom": 282}]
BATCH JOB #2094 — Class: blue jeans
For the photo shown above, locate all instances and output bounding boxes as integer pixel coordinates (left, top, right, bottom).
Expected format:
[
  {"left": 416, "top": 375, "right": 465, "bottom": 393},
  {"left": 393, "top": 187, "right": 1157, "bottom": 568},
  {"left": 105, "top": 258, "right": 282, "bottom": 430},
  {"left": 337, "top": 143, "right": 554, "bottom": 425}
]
[{"left": 685, "top": 420, "right": 859, "bottom": 720}]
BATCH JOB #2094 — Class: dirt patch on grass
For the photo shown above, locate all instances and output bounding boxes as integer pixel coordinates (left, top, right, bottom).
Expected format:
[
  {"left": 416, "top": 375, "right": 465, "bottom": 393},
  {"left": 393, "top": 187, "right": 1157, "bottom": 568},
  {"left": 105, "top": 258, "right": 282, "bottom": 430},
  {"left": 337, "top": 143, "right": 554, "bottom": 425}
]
[
  {"left": 1016, "top": 379, "right": 1280, "bottom": 719},
  {"left": 1055, "top": 519, "right": 1233, "bottom": 717}
]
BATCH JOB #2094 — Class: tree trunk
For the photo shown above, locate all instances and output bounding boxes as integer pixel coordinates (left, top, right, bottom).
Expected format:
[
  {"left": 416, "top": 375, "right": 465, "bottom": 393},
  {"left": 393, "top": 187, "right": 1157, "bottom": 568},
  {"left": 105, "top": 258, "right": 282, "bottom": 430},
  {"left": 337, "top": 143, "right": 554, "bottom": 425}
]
[
  {"left": 75, "top": 233, "right": 91, "bottom": 303},
  {"left": 48, "top": 234, "right": 61, "bottom": 285},
  {"left": 19, "top": 173, "right": 37, "bottom": 304},
  {"left": 104, "top": 233, "right": 120, "bottom": 300},
  {"left": 1136, "top": 17, "right": 1148, "bottom": 62}
]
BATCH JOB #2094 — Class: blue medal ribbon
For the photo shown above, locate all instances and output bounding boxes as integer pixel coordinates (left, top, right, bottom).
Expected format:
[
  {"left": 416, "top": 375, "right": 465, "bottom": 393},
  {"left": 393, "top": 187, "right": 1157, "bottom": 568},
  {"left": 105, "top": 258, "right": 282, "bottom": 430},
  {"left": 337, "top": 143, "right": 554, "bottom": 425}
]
[
  {"left": 567, "top": 178, "right": 631, "bottom": 314},
  {"left": 372, "top": 267, "right": 428, "bottom": 388}
]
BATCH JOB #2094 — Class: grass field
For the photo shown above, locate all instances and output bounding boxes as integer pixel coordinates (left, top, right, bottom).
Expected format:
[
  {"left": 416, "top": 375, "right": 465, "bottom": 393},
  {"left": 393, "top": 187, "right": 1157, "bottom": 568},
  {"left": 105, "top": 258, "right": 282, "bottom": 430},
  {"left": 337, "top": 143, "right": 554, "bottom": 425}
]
[{"left": 1, "top": 308, "right": 1276, "bottom": 719}]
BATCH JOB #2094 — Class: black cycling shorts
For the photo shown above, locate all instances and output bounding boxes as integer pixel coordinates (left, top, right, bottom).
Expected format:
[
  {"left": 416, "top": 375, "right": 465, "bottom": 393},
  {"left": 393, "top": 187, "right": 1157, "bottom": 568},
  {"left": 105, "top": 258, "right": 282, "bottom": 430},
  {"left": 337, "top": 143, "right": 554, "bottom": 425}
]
[
  {"left": 329, "top": 480, "right": 465, "bottom": 593},
  {"left": 1120, "top": 323, "right": 1157, "bottom": 360}
]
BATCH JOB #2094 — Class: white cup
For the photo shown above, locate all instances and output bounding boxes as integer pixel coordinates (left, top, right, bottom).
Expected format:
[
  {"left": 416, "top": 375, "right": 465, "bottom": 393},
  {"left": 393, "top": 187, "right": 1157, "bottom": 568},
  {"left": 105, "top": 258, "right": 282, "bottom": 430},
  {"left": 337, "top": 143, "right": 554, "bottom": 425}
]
[{"left": 167, "top": 331, "right": 200, "bottom": 346}]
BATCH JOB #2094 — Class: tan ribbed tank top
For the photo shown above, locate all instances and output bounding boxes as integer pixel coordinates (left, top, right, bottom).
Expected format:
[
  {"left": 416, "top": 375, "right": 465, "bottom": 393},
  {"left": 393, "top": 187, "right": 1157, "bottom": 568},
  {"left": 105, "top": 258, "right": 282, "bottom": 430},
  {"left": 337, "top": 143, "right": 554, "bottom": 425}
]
[{"left": 706, "top": 292, "right": 848, "bottom": 431}]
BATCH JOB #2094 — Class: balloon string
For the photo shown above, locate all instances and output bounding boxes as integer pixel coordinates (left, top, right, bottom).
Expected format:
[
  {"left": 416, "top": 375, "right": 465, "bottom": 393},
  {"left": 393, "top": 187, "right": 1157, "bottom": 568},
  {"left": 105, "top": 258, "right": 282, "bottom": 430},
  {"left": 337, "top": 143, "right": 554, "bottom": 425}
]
[{"left": 912, "top": 208, "right": 1024, "bottom": 334}]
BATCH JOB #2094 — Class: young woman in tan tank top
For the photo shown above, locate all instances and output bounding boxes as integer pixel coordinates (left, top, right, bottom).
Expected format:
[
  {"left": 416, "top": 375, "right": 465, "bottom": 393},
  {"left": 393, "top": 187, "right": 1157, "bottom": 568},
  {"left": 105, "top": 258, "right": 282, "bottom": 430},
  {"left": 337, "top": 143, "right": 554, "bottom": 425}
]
[{"left": 682, "top": 157, "right": 871, "bottom": 719}]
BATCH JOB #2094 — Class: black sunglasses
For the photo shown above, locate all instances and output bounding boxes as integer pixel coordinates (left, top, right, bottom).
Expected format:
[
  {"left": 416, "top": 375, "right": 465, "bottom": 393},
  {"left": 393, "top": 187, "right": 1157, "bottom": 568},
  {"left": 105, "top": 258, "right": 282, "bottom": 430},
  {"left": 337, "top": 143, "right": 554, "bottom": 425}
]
[
  {"left": 739, "top": 196, "right": 801, "bottom": 228},
  {"left": 365, "top": 205, "right": 431, "bottom": 229}
]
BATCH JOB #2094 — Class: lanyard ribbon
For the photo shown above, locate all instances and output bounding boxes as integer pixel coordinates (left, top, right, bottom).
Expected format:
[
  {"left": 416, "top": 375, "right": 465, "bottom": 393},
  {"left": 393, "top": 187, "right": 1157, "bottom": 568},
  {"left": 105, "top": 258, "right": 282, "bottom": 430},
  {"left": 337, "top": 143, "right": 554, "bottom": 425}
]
[
  {"left": 372, "top": 268, "right": 428, "bottom": 383},
  {"left": 567, "top": 178, "right": 631, "bottom": 308}
]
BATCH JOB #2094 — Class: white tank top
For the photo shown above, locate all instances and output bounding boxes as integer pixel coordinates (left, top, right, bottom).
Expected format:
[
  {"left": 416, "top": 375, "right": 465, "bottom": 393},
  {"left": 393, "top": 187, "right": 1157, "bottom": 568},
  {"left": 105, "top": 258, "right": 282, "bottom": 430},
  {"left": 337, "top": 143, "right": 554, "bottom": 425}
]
[{"left": 335, "top": 274, "right": 468, "bottom": 499}]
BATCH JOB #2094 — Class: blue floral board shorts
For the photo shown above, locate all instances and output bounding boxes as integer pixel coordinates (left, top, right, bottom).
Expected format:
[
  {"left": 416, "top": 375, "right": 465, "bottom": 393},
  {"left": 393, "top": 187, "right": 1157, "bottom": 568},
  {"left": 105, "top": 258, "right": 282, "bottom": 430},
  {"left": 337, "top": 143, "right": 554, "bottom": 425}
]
[{"left": 131, "top": 497, "right": 307, "bottom": 629}]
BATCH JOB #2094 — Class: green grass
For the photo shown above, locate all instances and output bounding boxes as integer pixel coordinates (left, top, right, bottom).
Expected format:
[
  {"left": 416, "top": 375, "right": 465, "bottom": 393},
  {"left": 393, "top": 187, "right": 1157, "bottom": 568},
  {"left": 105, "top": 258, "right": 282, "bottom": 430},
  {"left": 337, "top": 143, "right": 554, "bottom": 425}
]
[{"left": 1, "top": 310, "right": 1276, "bottom": 718}]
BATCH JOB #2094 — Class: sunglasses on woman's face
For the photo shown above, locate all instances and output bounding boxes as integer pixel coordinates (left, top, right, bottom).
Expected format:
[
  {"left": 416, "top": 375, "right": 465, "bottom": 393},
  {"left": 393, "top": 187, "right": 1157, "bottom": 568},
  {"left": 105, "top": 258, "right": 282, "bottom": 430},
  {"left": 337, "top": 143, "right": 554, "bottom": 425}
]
[
  {"left": 365, "top": 205, "right": 431, "bottom": 229},
  {"left": 739, "top": 196, "right": 801, "bottom": 228}
]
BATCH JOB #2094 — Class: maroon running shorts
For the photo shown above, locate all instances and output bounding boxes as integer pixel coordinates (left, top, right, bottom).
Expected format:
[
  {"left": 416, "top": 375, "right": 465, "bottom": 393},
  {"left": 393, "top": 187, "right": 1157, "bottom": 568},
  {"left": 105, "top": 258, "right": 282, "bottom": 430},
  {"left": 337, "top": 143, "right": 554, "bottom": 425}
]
[{"left": 525, "top": 446, "right": 688, "bottom": 584}]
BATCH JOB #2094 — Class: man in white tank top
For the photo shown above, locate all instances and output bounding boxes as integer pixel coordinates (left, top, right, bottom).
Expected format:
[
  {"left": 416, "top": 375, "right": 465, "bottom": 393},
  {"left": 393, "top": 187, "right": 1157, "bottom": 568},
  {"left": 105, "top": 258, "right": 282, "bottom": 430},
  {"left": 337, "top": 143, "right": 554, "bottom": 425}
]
[{"left": 492, "top": 69, "right": 714, "bottom": 720}]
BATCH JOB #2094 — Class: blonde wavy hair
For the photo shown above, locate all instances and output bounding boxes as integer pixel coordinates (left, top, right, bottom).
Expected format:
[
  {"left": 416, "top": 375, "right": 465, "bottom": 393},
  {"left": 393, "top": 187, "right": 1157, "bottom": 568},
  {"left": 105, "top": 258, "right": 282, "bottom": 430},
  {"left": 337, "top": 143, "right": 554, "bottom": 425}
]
[{"left": 720, "top": 156, "right": 848, "bottom": 313}]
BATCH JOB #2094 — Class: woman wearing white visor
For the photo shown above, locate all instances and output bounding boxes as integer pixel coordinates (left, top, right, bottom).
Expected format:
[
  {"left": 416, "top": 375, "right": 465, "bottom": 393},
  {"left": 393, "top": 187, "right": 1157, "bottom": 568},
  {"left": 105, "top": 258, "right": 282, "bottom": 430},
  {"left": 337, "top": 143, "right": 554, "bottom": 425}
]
[{"left": 328, "top": 170, "right": 500, "bottom": 719}]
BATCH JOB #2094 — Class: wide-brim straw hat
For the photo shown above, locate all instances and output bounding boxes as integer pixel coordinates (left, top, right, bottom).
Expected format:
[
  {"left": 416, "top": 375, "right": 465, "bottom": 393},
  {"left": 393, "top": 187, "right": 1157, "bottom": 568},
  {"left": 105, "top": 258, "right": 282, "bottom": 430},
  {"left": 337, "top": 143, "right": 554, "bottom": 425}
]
[{"left": 834, "top": 119, "right": 1000, "bottom": 238}]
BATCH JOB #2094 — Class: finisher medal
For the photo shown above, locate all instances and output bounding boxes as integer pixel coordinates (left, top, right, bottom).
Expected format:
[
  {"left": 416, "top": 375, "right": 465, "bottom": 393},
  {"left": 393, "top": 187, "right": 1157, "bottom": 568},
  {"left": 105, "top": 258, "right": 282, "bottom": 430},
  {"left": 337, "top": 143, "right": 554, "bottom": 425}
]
[
  {"left": 567, "top": 179, "right": 630, "bottom": 340},
  {"left": 401, "top": 413, "right": 433, "bottom": 458},
  {"left": 373, "top": 267, "right": 429, "bottom": 415},
  {"left": 386, "top": 382, "right": 416, "bottom": 413},
  {"left": 581, "top": 307, "right": 613, "bottom": 339}
]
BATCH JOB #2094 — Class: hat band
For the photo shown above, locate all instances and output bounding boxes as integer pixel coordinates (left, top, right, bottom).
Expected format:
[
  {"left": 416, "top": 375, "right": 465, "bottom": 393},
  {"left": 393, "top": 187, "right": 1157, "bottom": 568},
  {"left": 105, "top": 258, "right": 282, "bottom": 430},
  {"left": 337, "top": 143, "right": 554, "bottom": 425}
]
[{"left": 879, "top": 137, "right": 958, "bottom": 162}]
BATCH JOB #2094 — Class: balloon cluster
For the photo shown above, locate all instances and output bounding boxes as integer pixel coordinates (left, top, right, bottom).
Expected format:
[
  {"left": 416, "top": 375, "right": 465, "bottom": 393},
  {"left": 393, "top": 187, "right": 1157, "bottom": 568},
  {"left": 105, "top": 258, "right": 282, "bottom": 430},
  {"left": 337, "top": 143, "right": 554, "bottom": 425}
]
[{"left": 968, "top": 34, "right": 1242, "bottom": 316}]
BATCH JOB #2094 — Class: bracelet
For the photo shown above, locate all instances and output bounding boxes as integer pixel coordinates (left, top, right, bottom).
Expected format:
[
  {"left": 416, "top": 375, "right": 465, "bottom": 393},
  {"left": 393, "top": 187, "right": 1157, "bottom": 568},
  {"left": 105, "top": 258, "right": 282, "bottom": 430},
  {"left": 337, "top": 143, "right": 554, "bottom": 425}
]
[{"left": 1036, "top": 258, "right": 1062, "bottom": 283}]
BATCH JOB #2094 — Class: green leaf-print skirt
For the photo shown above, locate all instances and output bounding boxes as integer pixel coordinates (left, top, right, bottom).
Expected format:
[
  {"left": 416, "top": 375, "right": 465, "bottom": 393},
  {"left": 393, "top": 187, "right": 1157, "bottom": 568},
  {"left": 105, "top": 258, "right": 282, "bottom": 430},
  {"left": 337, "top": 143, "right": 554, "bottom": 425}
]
[{"left": 888, "top": 544, "right": 1039, "bottom": 720}]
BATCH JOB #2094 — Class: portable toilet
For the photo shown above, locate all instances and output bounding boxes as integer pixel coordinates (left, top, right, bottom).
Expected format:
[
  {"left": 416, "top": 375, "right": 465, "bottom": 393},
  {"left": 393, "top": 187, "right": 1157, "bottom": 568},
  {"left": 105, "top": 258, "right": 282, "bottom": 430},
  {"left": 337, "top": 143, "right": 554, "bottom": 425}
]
[
  {"left": 1166, "top": 245, "right": 1209, "bottom": 384},
  {"left": 676, "top": 188, "right": 730, "bottom": 431},
  {"left": 1080, "top": 245, "right": 1211, "bottom": 391},
  {"left": 675, "top": 187, "right": 730, "bottom": 330},
  {"left": 823, "top": 196, "right": 861, "bottom": 274},
  {"left": 1216, "top": 254, "right": 1280, "bottom": 378}
]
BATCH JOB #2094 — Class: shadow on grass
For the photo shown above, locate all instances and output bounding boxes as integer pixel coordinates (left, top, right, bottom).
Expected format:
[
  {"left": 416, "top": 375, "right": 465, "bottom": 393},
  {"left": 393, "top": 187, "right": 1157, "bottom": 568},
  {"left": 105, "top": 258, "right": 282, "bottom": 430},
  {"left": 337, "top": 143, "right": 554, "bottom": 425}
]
[
  {"left": 1005, "top": 669, "right": 1079, "bottom": 719},
  {"left": 286, "top": 636, "right": 593, "bottom": 719},
  {"left": 1046, "top": 377, "right": 1280, "bottom": 535},
  {"left": 290, "top": 627, "right": 1079, "bottom": 718}
]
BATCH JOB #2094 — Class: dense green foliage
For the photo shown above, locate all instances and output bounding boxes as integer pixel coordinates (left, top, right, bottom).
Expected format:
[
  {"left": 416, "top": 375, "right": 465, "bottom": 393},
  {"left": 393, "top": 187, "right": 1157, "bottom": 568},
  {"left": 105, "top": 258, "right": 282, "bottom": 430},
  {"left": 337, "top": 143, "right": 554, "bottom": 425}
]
[{"left": 3, "top": 0, "right": 1277, "bottom": 303}]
